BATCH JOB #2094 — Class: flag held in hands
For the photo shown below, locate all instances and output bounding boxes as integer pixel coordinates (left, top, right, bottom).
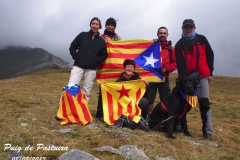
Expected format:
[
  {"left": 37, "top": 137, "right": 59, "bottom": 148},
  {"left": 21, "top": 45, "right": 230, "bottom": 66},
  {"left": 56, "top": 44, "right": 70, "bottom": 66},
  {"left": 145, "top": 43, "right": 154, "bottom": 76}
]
[
  {"left": 99, "top": 80, "right": 146, "bottom": 125},
  {"left": 97, "top": 39, "right": 164, "bottom": 82},
  {"left": 56, "top": 84, "right": 92, "bottom": 125}
]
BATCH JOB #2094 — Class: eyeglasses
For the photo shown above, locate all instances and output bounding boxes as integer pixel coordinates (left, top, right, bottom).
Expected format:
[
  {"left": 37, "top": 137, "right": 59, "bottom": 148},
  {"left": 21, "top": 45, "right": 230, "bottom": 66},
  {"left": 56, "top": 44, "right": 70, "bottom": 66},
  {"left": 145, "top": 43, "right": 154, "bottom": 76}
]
[
  {"left": 183, "top": 25, "right": 194, "bottom": 29},
  {"left": 158, "top": 32, "right": 167, "bottom": 35}
]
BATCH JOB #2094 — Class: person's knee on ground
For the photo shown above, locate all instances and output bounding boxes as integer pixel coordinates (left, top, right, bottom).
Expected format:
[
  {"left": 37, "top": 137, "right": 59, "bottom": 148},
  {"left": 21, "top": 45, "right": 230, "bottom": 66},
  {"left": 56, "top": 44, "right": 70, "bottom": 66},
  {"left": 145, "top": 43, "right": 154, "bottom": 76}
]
[
  {"left": 138, "top": 98, "right": 149, "bottom": 119},
  {"left": 147, "top": 103, "right": 154, "bottom": 115}
]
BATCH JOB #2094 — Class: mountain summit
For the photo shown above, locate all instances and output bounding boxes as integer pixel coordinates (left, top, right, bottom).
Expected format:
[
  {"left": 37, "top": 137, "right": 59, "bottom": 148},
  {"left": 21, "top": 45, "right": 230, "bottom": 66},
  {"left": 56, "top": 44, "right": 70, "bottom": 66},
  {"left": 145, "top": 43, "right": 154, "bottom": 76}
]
[{"left": 0, "top": 46, "right": 71, "bottom": 80}]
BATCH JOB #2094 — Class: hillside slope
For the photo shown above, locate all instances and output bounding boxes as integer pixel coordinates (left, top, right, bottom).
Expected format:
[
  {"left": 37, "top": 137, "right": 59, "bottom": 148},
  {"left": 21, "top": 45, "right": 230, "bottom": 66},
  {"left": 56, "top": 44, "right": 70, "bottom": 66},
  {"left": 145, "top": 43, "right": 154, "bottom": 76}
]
[
  {"left": 0, "top": 46, "right": 70, "bottom": 80},
  {"left": 0, "top": 69, "right": 239, "bottom": 159}
]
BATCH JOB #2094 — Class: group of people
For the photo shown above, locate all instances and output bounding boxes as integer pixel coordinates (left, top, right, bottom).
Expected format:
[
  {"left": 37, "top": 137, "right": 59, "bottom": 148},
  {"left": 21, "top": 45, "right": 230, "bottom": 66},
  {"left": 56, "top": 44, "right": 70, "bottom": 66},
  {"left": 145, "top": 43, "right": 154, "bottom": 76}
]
[{"left": 66, "top": 17, "right": 214, "bottom": 140}]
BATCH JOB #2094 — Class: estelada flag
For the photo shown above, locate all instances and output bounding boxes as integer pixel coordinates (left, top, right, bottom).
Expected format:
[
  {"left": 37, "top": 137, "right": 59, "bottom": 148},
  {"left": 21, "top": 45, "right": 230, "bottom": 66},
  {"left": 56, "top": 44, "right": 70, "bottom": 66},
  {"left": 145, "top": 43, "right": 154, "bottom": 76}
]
[
  {"left": 56, "top": 84, "right": 92, "bottom": 125},
  {"left": 97, "top": 39, "right": 164, "bottom": 83},
  {"left": 180, "top": 90, "right": 198, "bottom": 107},
  {"left": 100, "top": 80, "right": 146, "bottom": 125}
]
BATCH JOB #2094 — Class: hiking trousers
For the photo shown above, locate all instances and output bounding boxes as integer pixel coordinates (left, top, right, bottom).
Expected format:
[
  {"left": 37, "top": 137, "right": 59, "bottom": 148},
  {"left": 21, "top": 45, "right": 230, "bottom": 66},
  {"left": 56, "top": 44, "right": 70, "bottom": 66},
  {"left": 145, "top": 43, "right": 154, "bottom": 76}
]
[
  {"left": 148, "top": 78, "right": 170, "bottom": 104},
  {"left": 68, "top": 66, "right": 96, "bottom": 102},
  {"left": 197, "top": 77, "right": 213, "bottom": 136}
]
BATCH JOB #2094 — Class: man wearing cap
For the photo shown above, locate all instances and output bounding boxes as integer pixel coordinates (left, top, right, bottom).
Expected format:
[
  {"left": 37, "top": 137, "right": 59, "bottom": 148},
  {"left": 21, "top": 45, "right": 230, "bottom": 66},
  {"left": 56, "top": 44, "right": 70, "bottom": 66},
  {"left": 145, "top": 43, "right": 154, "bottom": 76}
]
[{"left": 175, "top": 19, "right": 214, "bottom": 140}]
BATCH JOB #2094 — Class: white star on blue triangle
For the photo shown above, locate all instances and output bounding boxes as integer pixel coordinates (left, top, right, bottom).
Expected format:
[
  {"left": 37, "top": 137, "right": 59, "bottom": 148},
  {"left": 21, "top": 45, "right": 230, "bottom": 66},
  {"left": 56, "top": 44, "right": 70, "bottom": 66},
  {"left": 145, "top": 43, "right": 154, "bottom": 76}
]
[
  {"left": 134, "top": 42, "right": 163, "bottom": 80},
  {"left": 143, "top": 52, "right": 159, "bottom": 67}
]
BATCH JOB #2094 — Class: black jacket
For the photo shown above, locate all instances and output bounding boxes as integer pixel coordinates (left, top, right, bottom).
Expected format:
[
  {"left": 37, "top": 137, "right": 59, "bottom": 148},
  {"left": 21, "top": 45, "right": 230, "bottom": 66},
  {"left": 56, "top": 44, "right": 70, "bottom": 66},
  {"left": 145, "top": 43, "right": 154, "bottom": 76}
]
[
  {"left": 116, "top": 72, "right": 148, "bottom": 98},
  {"left": 69, "top": 30, "right": 108, "bottom": 69}
]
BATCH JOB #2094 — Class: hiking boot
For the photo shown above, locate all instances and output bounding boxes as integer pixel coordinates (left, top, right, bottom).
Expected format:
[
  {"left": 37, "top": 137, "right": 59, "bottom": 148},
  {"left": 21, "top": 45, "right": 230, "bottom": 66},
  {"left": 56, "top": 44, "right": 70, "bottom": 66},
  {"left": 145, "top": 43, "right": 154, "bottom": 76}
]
[{"left": 203, "top": 133, "right": 214, "bottom": 140}]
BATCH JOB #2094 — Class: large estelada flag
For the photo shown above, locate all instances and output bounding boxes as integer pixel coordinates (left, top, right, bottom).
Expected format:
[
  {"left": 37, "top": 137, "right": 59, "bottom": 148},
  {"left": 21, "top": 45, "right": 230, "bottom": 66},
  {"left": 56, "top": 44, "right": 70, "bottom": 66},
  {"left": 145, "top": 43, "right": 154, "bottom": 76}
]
[
  {"left": 100, "top": 80, "right": 146, "bottom": 125},
  {"left": 56, "top": 84, "right": 92, "bottom": 125},
  {"left": 97, "top": 39, "right": 163, "bottom": 83}
]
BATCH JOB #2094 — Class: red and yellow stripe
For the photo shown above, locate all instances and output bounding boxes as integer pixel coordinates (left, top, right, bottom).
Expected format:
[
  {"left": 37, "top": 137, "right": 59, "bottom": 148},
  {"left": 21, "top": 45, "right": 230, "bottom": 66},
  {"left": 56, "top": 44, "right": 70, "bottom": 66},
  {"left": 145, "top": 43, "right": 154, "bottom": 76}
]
[
  {"left": 97, "top": 39, "right": 162, "bottom": 82},
  {"left": 186, "top": 95, "right": 198, "bottom": 107},
  {"left": 100, "top": 80, "right": 145, "bottom": 125},
  {"left": 57, "top": 90, "right": 92, "bottom": 125}
]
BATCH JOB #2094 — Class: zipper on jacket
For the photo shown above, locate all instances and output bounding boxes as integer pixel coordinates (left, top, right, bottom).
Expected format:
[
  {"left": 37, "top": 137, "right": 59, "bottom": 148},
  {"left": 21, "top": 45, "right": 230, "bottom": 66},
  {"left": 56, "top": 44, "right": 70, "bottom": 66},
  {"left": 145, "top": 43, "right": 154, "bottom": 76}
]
[{"left": 89, "top": 37, "right": 95, "bottom": 54}]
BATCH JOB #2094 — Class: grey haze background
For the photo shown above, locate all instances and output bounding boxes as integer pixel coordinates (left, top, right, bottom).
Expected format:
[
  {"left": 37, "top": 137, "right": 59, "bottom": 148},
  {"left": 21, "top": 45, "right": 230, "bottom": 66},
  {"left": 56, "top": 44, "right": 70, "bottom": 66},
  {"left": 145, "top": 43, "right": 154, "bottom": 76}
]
[{"left": 0, "top": 0, "right": 239, "bottom": 77}]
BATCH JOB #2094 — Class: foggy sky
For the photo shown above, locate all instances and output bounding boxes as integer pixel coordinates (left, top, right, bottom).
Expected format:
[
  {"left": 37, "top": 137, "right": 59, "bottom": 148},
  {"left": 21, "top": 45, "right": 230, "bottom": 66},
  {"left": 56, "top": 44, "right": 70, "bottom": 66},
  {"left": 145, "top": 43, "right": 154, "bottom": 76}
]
[{"left": 1, "top": 0, "right": 240, "bottom": 77}]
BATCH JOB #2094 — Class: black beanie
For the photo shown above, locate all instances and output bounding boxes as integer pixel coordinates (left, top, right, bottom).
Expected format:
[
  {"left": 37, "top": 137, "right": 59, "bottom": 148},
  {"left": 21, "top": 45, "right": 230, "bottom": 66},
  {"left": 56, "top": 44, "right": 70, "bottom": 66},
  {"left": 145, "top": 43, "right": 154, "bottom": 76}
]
[{"left": 106, "top": 17, "right": 117, "bottom": 28}]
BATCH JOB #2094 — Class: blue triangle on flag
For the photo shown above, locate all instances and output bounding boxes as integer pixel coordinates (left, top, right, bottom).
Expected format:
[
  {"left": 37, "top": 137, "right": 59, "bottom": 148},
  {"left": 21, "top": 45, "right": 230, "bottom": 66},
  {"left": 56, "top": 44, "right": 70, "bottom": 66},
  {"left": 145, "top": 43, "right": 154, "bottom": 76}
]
[
  {"left": 64, "top": 84, "right": 81, "bottom": 97},
  {"left": 134, "top": 42, "right": 164, "bottom": 80}
]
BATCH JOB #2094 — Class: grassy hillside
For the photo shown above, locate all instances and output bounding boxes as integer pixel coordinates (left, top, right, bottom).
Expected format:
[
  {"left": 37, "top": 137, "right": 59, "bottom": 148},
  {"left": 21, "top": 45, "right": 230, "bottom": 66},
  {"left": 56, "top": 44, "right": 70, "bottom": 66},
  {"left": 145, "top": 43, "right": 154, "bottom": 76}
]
[{"left": 0, "top": 69, "right": 239, "bottom": 159}]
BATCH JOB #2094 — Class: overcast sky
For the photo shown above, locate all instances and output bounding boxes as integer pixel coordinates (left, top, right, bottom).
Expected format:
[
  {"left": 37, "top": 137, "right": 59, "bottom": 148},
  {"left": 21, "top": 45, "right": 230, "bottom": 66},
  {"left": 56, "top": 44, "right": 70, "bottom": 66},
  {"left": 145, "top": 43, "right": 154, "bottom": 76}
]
[{"left": 1, "top": 0, "right": 240, "bottom": 77}]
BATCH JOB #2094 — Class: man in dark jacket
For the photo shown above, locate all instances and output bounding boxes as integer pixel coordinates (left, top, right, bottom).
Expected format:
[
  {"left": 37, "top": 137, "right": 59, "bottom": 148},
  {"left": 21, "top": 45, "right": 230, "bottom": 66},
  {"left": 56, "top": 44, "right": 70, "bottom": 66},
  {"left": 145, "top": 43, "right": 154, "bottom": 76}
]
[
  {"left": 68, "top": 17, "right": 108, "bottom": 102},
  {"left": 175, "top": 19, "right": 214, "bottom": 140}
]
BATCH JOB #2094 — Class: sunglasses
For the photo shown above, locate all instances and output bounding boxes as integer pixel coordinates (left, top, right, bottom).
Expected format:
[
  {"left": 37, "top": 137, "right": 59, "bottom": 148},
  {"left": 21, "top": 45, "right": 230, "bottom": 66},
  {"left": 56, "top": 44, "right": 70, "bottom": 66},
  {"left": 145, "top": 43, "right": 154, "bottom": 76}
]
[
  {"left": 183, "top": 25, "right": 194, "bottom": 29},
  {"left": 158, "top": 32, "right": 167, "bottom": 35}
]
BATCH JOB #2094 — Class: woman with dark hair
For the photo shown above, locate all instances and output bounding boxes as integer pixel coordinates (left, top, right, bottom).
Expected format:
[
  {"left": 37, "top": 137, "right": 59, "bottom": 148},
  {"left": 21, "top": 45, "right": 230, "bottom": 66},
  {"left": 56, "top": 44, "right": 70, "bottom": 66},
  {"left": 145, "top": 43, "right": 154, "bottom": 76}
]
[
  {"left": 101, "top": 17, "right": 121, "bottom": 42},
  {"left": 96, "top": 17, "right": 121, "bottom": 118},
  {"left": 68, "top": 17, "right": 107, "bottom": 102},
  {"left": 116, "top": 59, "right": 149, "bottom": 119},
  {"left": 96, "top": 59, "right": 149, "bottom": 120}
]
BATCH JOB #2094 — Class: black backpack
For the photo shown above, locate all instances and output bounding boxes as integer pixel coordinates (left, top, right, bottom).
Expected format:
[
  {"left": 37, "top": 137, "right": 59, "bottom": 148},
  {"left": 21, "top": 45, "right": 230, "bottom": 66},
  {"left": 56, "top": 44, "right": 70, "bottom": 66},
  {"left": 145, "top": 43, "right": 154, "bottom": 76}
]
[
  {"left": 168, "top": 40, "right": 173, "bottom": 64},
  {"left": 153, "top": 39, "right": 173, "bottom": 64}
]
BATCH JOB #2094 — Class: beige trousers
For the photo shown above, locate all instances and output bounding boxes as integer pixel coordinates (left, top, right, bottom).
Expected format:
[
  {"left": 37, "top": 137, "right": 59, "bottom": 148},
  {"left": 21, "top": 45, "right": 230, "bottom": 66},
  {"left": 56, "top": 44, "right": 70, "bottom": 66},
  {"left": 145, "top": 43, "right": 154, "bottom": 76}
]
[{"left": 68, "top": 66, "right": 96, "bottom": 102}]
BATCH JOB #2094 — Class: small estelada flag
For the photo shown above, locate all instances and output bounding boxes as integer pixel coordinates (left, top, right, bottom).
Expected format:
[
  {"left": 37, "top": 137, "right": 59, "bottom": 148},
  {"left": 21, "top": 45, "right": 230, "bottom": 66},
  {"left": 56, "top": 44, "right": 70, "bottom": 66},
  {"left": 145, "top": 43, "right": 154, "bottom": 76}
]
[
  {"left": 56, "top": 84, "right": 92, "bottom": 125},
  {"left": 180, "top": 90, "right": 198, "bottom": 107},
  {"left": 99, "top": 80, "right": 146, "bottom": 125}
]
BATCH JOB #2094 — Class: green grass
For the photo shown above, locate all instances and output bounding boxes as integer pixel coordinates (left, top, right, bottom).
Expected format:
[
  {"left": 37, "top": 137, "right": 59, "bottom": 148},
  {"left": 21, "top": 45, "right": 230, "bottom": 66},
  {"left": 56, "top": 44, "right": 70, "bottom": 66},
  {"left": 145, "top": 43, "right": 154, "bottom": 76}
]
[{"left": 0, "top": 69, "right": 240, "bottom": 160}]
